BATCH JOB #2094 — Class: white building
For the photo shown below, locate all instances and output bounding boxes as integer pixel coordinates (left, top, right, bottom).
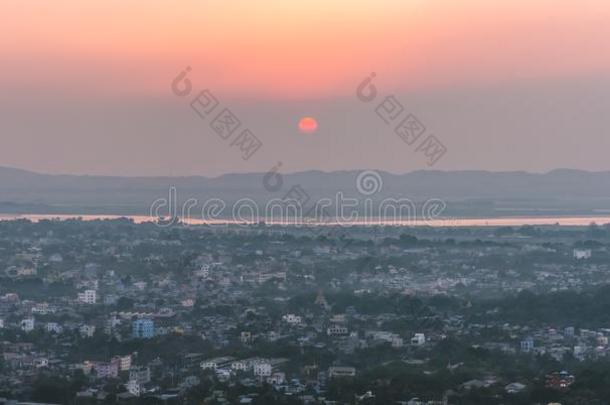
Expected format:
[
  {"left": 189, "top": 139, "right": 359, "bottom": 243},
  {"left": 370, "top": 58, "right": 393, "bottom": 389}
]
[
  {"left": 520, "top": 337, "right": 534, "bottom": 352},
  {"left": 216, "top": 369, "right": 232, "bottom": 381},
  {"left": 183, "top": 375, "right": 200, "bottom": 388},
  {"left": 46, "top": 322, "right": 63, "bottom": 334},
  {"left": 505, "top": 382, "right": 527, "bottom": 394},
  {"left": 49, "top": 253, "right": 63, "bottom": 263},
  {"left": 34, "top": 358, "right": 49, "bottom": 368},
  {"left": 231, "top": 360, "right": 248, "bottom": 372},
  {"left": 21, "top": 318, "right": 35, "bottom": 332},
  {"left": 200, "top": 357, "right": 234, "bottom": 370},
  {"left": 411, "top": 333, "right": 426, "bottom": 346},
  {"left": 133, "top": 281, "right": 147, "bottom": 291},
  {"left": 126, "top": 380, "right": 142, "bottom": 397},
  {"left": 268, "top": 372, "right": 286, "bottom": 385},
  {"left": 573, "top": 248, "right": 592, "bottom": 260},
  {"left": 240, "top": 331, "right": 252, "bottom": 343},
  {"left": 105, "top": 316, "right": 121, "bottom": 335},
  {"left": 328, "top": 366, "right": 356, "bottom": 378},
  {"left": 194, "top": 264, "right": 210, "bottom": 278},
  {"left": 391, "top": 336, "right": 404, "bottom": 348},
  {"left": 253, "top": 362, "right": 272, "bottom": 377},
  {"left": 574, "top": 345, "right": 586, "bottom": 360},
  {"left": 330, "top": 314, "right": 347, "bottom": 324},
  {"left": 32, "top": 303, "right": 54, "bottom": 315},
  {"left": 282, "top": 314, "right": 302, "bottom": 325},
  {"left": 181, "top": 298, "right": 195, "bottom": 307},
  {"left": 78, "top": 289, "right": 97, "bottom": 304},
  {"left": 80, "top": 324, "right": 96, "bottom": 337},
  {"left": 327, "top": 325, "right": 349, "bottom": 336}
]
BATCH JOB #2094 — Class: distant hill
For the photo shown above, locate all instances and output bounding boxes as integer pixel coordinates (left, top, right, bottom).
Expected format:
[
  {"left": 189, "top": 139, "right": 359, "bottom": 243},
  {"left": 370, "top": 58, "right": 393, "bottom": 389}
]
[{"left": 1, "top": 166, "right": 610, "bottom": 217}]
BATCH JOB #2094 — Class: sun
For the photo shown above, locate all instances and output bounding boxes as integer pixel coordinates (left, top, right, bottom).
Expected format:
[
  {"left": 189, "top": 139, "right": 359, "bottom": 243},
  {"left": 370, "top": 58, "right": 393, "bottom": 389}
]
[{"left": 298, "top": 116, "right": 318, "bottom": 134}]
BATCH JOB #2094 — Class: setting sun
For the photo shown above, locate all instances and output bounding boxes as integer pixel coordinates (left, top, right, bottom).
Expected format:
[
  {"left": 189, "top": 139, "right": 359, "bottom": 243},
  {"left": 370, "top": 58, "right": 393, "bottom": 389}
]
[{"left": 298, "top": 117, "right": 318, "bottom": 134}]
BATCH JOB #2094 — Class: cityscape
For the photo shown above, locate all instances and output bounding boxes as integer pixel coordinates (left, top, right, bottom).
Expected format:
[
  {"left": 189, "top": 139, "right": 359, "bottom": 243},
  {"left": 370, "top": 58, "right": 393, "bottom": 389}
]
[
  {"left": 2, "top": 0, "right": 610, "bottom": 403},
  {"left": 1, "top": 219, "right": 610, "bottom": 403}
]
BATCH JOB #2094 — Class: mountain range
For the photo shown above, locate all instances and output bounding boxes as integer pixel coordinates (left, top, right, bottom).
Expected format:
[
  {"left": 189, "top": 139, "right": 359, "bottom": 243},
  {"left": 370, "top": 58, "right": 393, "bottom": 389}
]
[{"left": 1, "top": 166, "right": 610, "bottom": 218}]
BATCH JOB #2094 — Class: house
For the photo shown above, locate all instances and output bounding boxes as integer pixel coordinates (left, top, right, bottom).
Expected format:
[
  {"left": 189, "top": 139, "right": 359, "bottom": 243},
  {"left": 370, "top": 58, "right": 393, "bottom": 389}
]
[
  {"left": 183, "top": 375, "right": 201, "bottom": 388},
  {"left": 240, "top": 331, "right": 252, "bottom": 343},
  {"left": 231, "top": 360, "right": 248, "bottom": 372},
  {"left": 46, "top": 322, "right": 63, "bottom": 334},
  {"left": 5, "top": 266, "right": 37, "bottom": 278},
  {"left": 268, "top": 372, "right": 285, "bottom": 385},
  {"left": 94, "top": 362, "right": 119, "bottom": 379},
  {"left": 200, "top": 357, "right": 235, "bottom": 370},
  {"left": 105, "top": 316, "right": 121, "bottom": 334},
  {"left": 282, "top": 314, "right": 302, "bottom": 325},
  {"left": 181, "top": 299, "right": 195, "bottom": 307},
  {"left": 520, "top": 337, "right": 534, "bottom": 352},
  {"left": 80, "top": 324, "right": 96, "bottom": 337},
  {"left": 545, "top": 371, "right": 575, "bottom": 390},
  {"left": 327, "top": 325, "right": 348, "bottom": 336},
  {"left": 126, "top": 379, "right": 142, "bottom": 396},
  {"left": 328, "top": 366, "right": 356, "bottom": 378},
  {"left": 391, "top": 336, "right": 404, "bottom": 348},
  {"left": 406, "top": 399, "right": 445, "bottom": 405},
  {"left": 194, "top": 264, "right": 210, "bottom": 278},
  {"left": 49, "top": 253, "right": 63, "bottom": 262},
  {"left": 573, "top": 249, "right": 592, "bottom": 260},
  {"left": 573, "top": 345, "right": 586, "bottom": 360},
  {"left": 505, "top": 382, "right": 527, "bottom": 394},
  {"left": 32, "top": 302, "right": 55, "bottom": 315},
  {"left": 20, "top": 318, "right": 35, "bottom": 332},
  {"left": 216, "top": 368, "right": 232, "bottom": 381},
  {"left": 129, "top": 366, "right": 151, "bottom": 384},
  {"left": 34, "top": 357, "right": 49, "bottom": 368},
  {"left": 461, "top": 379, "right": 493, "bottom": 390},
  {"left": 411, "top": 333, "right": 426, "bottom": 346},
  {"left": 111, "top": 354, "right": 132, "bottom": 371},
  {"left": 253, "top": 362, "right": 272, "bottom": 377}
]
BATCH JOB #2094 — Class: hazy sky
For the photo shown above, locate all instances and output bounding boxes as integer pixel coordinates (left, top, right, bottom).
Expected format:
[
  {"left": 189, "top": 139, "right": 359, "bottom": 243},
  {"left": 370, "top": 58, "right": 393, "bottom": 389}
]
[{"left": 1, "top": 0, "right": 609, "bottom": 176}]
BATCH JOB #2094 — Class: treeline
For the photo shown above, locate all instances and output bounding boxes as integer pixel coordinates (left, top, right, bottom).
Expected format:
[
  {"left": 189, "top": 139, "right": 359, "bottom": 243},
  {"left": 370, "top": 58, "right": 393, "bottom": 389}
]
[{"left": 471, "top": 285, "right": 610, "bottom": 327}]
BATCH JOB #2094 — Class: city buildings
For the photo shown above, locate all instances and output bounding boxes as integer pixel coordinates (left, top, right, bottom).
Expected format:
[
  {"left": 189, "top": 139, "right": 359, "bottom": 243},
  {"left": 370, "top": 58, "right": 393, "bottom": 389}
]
[{"left": 132, "top": 319, "right": 155, "bottom": 339}]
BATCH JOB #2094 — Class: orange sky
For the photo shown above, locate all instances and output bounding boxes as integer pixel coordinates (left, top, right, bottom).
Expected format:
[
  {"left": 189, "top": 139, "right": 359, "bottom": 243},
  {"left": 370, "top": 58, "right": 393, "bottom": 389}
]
[
  {"left": 2, "top": 0, "right": 610, "bottom": 99},
  {"left": 2, "top": 0, "right": 610, "bottom": 176}
]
